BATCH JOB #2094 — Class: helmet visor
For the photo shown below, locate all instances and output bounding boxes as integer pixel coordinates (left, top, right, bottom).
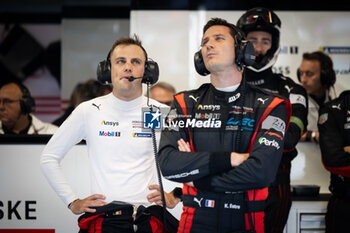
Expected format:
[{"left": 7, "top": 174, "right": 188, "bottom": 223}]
[{"left": 239, "top": 8, "right": 281, "bottom": 28}]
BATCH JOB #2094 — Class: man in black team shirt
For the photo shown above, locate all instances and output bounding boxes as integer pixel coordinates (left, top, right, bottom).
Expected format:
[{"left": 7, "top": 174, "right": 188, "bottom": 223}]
[
  {"left": 318, "top": 90, "right": 350, "bottom": 233},
  {"left": 237, "top": 7, "right": 308, "bottom": 233},
  {"left": 159, "top": 17, "right": 291, "bottom": 233}
]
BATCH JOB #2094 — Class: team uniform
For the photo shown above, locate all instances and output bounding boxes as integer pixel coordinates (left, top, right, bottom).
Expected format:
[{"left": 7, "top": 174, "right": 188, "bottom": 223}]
[
  {"left": 245, "top": 68, "right": 308, "bottom": 233},
  {"left": 0, "top": 114, "right": 58, "bottom": 134},
  {"left": 159, "top": 82, "right": 291, "bottom": 233},
  {"left": 41, "top": 93, "right": 169, "bottom": 232},
  {"left": 318, "top": 90, "right": 350, "bottom": 233}
]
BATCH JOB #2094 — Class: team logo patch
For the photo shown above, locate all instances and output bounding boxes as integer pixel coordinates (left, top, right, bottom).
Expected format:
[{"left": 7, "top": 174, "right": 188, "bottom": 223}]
[
  {"left": 261, "top": 116, "right": 286, "bottom": 135},
  {"left": 143, "top": 110, "right": 162, "bottom": 129},
  {"left": 289, "top": 93, "right": 307, "bottom": 108},
  {"left": 318, "top": 113, "right": 328, "bottom": 125},
  {"left": 228, "top": 93, "right": 240, "bottom": 103}
]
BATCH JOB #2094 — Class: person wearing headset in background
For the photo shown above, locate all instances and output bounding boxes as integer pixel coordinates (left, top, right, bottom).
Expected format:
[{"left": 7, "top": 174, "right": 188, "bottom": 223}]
[
  {"left": 298, "top": 51, "right": 336, "bottom": 143},
  {"left": 0, "top": 82, "right": 58, "bottom": 134},
  {"left": 40, "top": 35, "right": 180, "bottom": 233},
  {"left": 318, "top": 90, "right": 350, "bottom": 233},
  {"left": 237, "top": 7, "right": 308, "bottom": 233},
  {"left": 158, "top": 18, "right": 291, "bottom": 233},
  {"left": 149, "top": 81, "right": 176, "bottom": 107}
]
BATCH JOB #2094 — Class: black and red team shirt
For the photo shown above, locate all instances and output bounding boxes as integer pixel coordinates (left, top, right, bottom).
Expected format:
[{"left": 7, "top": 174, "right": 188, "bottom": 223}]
[
  {"left": 158, "top": 81, "right": 291, "bottom": 193},
  {"left": 318, "top": 90, "right": 350, "bottom": 191},
  {"left": 245, "top": 68, "right": 308, "bottom": 182}
]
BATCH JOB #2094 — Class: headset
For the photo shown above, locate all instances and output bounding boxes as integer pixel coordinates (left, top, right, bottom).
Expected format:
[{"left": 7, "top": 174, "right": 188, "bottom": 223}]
[
  {"left": 297, "top": 52, "right": 336, "bottom": 88},
  {"left": 97, "top": 51, "right": 159, "bottom": 85},
  {"left": 15, "top": 82, "right": 35, "bottom": 114},
  {"left": 194, "top": 24, "right": 256, "bottom": 76}
]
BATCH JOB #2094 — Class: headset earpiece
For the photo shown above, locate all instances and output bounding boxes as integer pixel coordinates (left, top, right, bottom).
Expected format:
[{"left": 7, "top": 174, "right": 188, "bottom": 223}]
[
  {"left": 97, "top": 51, "right": 112, "bottom": 84},
  {"left": 193, "top": 24, "right": 255, "bottom": 76},
  {"left": 16, "top": 83, "right": 35, "bottom": 114},
  {"left": 96, "top": 51, "right": 159, "bottom": 85},
  {"left": 320, "top": 59, "right": 336, "bottom": 88},
  {"left": 297, "top": 68, "right": 301, "bottom": 82},
  {"left": 194, "top": 50, "right": 210, "bottom": 76},
  {"left": 142, "top": 60, "right": 159, "bottom": 85}
]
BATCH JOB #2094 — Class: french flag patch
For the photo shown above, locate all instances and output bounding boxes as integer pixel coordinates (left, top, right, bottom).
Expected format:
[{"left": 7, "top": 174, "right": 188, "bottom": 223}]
[{"left": 205, "top": 199, "right": 215, "bottom": 208}]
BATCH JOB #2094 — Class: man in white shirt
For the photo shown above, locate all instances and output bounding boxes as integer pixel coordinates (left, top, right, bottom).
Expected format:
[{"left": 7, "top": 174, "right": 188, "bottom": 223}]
[{"left": 40, "top": 35, "right": 180, "bottom": 232}]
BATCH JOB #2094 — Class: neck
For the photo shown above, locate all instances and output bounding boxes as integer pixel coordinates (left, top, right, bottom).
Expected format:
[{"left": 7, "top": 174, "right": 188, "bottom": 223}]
[
  {"left": 11, "top": 114, "right": 30, "bottom": 134},
  {"left": 113, "top": 89, "right": 142, "bottom": 101},
  {"left": 312, "top": 88, "right": 327, "bottom": 100},
  {"left": 210, "top": 68, "right": 242, "bottom": 88}
]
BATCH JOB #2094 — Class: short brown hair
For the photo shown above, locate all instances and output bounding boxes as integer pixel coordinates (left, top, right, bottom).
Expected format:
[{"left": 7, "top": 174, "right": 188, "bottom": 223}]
[{"left": 109, "top": 34, "right": 148, "bottom": 61}]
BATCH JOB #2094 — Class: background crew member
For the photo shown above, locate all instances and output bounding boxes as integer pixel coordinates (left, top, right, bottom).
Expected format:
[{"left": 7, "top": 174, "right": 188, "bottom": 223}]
[
  {"left": 41, "top": 35, "right": 180, "bottom": 232},
  {"left": 159, "top": 18, "right": 291, "bottom": 233},
  {"left": 0, "top": 82, "right": 58, "bottom": 134},
  {"left": 237, "top": 7, "right": 308, "bottom": 233},
  {"left": 318, "top": 90, "right": 350, "bottom": 233},
  {"left": 298, "top": 51, "right": 336, "bottom": 143},
  {"left": 149, "top": 81, "right": 176, "bottom": 107}
]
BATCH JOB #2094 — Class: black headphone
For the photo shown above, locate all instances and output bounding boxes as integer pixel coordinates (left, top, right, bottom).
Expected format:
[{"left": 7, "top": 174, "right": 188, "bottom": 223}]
[
  {"left": 194, "top": 24, "right": 256, "bottom": 76},
  {"left": 97, "top": 51, "right": 159, "bottom": 85},
  {"left": 15, "top": 83, "right": 35, "bottom": 114},
  {"left": 297, "top": 52, "right": 336, "bottom": 88}
]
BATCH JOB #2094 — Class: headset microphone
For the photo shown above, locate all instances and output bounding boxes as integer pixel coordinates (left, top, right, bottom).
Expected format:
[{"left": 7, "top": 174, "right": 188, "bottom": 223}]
[{"left": 127, "top": 76, "right": 143, "bottom": 82}]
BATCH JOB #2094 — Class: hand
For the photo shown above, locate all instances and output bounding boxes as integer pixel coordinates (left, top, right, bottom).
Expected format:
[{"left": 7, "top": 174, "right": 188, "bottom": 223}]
[
  {"left": 147, "top": 184, "right": 181, "bottom": 209},
  {"left": 300, "top": 133, "right": 307, "bottom": 142},
  {"left": 177, "top": 138, "right": 191, "bottom": 152},
  {"left": 344, "top": 146, "right": 350, "bottom": 153},
  {"left": 314, "top": 131, "right": 319, "bottom": 143},
  {"left": 230, "top": 152, "right": 249, "bottom": 167},
  {"left": 69, "top": 194, "right": 107, "bottom": 215}
]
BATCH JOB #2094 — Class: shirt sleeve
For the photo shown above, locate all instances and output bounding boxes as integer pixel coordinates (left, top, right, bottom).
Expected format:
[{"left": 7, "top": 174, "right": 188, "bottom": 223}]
[
  {"left": 284, "top": 84, "right": 308, "bottom": 150},
  {"left": 40, "top": 103, "right": 87, "bottom": 206},
  {"left": 318, "top": 102, "right": 350, "bottom": 178},
  {"left": 193, "top": 102, "right": 288, "bottom": 192}
]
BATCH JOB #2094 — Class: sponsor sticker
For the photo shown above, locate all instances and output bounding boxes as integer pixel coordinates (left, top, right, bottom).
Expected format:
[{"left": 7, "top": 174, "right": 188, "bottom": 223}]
[
  {"left": 289, "top": 93, "right": 307, "bottom": 108},
  {"left": 318, "top": 113, "right": 328, "bottom": 125},
  {"left": 261, "top": 116, "right": 286, "bottom": 135}
]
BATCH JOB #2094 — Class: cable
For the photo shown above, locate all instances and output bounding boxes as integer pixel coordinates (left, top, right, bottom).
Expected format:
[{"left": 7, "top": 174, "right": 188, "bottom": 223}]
[{"left": 147, "top": 82, "right": 167, "bottom": 233}]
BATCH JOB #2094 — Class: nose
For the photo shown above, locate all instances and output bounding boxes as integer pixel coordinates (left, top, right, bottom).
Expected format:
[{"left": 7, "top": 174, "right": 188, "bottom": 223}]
[
  {"left": 299, "top": 73, "right": 308, "bottom": 85},
  {"left": 205, "top": 39, "right": 214, "bottom": 50},
  {"left": 124, "top": 62, "right": 132, "bottom": 73},
  {"left": 254, "top": 42, "right": 263, "bottom": 54}
]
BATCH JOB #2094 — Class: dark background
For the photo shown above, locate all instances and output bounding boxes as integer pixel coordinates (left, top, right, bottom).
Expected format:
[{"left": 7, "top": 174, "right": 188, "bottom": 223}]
[{"left": 1, "top": 0, "right": 348, "bottom": 23}]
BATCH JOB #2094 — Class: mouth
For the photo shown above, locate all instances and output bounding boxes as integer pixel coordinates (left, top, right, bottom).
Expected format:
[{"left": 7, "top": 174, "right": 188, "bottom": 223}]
[
  {"left": 120, "top": 76, "right": 132, "bottom": 80},
  {"left": 207, "top": 52, "right": 216, "bottom": 58}
]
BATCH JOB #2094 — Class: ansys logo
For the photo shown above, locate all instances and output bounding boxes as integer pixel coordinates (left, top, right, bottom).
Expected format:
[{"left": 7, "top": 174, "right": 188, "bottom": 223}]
[{"left": 101, "top": 120, "right": 119, "bottom": 127}]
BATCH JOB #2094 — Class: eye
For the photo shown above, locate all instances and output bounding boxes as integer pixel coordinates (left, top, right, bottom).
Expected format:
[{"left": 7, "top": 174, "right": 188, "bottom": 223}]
[
  {"left": 132, "top": 59, "right": 141, "bottom": 65},
  {"left": 116, "top": 59, "right": 125, "bottom": 64}
]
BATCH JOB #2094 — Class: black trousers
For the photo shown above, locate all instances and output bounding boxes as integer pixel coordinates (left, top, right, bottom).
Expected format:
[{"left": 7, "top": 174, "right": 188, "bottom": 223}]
[
  {"left": 326, "top": 195, "right": 350, "bottom": 233},
  {"left": 264, "top": 183, "right": 292, "bottom": 233},
  {"left": 78, "top": 201, "right": 179, "bottom": 233}
]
